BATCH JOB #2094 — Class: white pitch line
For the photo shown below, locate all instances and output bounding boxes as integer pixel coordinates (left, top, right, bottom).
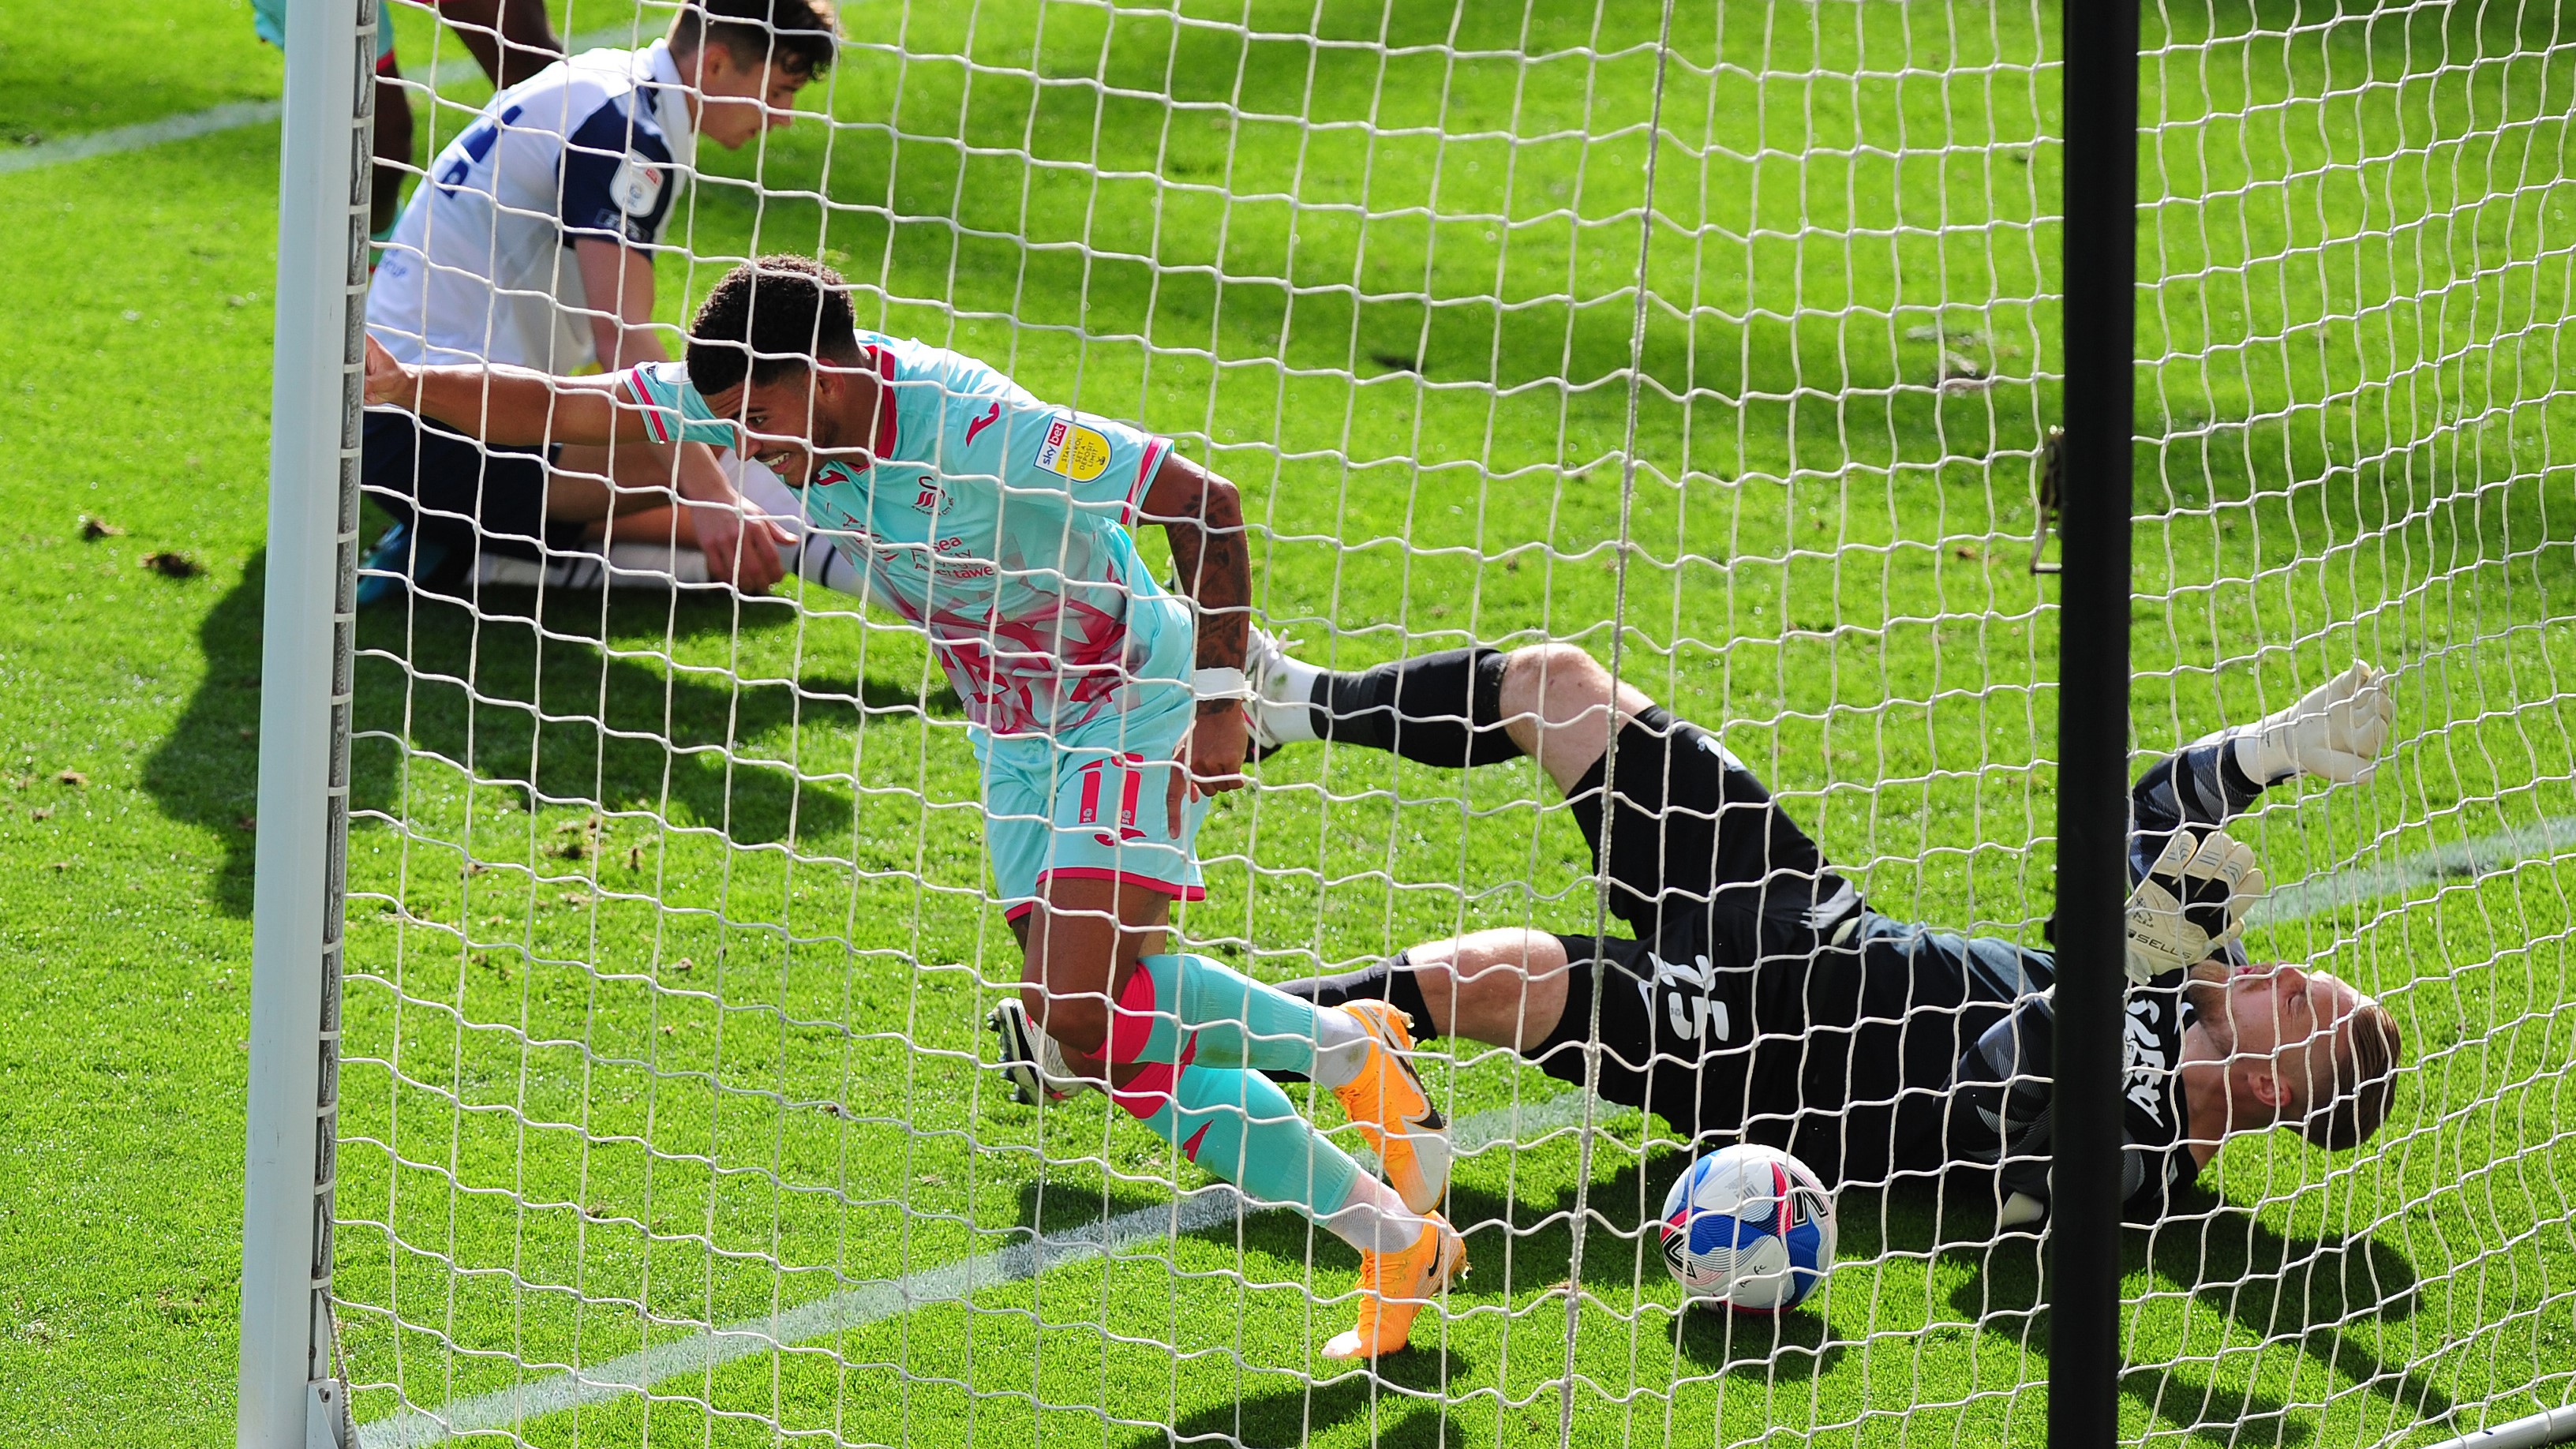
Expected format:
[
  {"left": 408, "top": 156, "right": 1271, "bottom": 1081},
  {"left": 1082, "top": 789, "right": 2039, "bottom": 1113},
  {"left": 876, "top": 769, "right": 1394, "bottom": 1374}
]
[
  {"left": 0, "top": 101, "right": 286, "bottom": 177},
  {"left": 2250, "top": 815, "right": 2576, "bottom": 927},
  {"left": 0, "top": 28, "right": 643, "bottom": 178},
  {"left": 354, "top": 809, "right": 2576, "bottom": 1446},
  {"left": 355, "top": 1089, "right": 1635, "bottom": 1448}
]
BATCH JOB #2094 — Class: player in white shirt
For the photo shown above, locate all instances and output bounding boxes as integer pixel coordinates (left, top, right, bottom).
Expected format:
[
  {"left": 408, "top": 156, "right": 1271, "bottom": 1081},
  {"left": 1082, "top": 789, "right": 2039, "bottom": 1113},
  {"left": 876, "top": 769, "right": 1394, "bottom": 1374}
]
[
  {"left": 251, "top": 0, "right": 561, "bottom": 238},
  {"left": 359, "top": 0, "right": 838, "bottom": 603}
]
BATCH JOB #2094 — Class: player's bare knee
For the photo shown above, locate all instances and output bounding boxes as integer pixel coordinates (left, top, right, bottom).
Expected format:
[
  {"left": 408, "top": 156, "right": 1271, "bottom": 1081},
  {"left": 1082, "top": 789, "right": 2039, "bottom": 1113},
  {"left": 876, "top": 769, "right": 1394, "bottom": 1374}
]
[
  {"left": 1412, "top": 928, "right": 1569, "bottom": 1049},
  {"left": 1499, "top": 643, "right": 1650, "bottom": 790},
  {"left": 1500, "top": 643, "right": 1599, "bottom": 746}
]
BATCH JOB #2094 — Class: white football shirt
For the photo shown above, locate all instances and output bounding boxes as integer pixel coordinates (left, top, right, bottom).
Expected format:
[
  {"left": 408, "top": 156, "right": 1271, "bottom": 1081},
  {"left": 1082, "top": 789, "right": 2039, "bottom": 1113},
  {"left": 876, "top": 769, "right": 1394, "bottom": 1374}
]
[{"left": 367, "top": 42, "right": 697, "bottom": 372}]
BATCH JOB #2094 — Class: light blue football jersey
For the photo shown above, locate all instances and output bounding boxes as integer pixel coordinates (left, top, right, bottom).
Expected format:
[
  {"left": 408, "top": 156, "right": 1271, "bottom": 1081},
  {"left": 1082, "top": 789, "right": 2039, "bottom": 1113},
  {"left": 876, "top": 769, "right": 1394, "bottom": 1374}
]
[{"left": 625, "top": 339, "right": 1191, "bottom": 738}]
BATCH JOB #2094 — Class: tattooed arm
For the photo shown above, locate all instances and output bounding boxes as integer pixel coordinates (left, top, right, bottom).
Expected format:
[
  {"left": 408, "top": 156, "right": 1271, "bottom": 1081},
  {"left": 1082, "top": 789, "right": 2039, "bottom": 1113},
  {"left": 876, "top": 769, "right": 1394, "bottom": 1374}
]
[{"left": 1138, "top": 451, "right": 1250, "bottom": 798}]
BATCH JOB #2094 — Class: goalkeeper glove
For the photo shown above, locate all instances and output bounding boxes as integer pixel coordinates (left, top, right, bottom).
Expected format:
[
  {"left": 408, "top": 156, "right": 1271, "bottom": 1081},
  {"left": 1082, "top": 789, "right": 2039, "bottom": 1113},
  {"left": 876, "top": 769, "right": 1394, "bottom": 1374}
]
[
  {"left": 2200, "top": 661, "right": 2395, "bottom": 785},
  {"left": 2125, "top": 827, "right": 2264, "bottom": 985}
]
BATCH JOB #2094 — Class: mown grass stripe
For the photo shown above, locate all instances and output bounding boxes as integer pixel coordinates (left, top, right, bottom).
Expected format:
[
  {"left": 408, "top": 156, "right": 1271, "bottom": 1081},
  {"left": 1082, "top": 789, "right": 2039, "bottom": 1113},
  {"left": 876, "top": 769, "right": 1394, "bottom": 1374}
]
[
  {"left": 2251, "top": 815, "right": 2576, "bottom": 928},
  {"left": 356, "top": 1089, "right": 1631, "bottom": 1447},
  {"left": 0, "top": 29, "right": 643, "bottom": 178}
]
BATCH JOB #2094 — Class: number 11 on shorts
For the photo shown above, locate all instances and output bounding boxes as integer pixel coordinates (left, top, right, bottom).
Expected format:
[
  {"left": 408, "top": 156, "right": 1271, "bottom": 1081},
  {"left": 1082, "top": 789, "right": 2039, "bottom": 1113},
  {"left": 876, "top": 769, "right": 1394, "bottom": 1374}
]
[{"left": 1076, "top": 754, "right": 1148, "bottom": 848}]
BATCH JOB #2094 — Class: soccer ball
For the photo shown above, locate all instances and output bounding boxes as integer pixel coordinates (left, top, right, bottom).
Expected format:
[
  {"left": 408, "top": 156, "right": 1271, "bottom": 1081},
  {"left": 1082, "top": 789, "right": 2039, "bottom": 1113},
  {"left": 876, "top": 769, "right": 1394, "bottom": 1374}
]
[{"left": 1657, "top": 1144, "right": 1836, "bottom": 1312}]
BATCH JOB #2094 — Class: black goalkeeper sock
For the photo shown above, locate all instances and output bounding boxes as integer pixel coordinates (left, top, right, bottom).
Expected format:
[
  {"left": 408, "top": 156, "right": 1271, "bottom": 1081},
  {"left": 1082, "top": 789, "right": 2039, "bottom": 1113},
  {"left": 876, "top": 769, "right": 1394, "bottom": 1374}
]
[
  {"left": 1281, "top": 953, "right": 1437, "bottom": 1028},
  {"left": 1264, "top": 954, "right": 1440, "bottom": 1082},
  {"left": 1310, "top": 646, "right": 1518, "bottom": 768}
]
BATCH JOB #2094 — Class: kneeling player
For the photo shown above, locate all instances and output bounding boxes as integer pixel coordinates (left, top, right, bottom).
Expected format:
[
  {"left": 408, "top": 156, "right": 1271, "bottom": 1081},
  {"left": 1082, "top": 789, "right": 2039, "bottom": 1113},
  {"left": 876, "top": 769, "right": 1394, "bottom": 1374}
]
[
  {"left": 252, "top": 0, "right": 562, "bottom": 238},
  {"left": 365, "top": 256, "right": 1464, "bottom": 1358},
  {"left": 1004, "top": 638, "right": 2406, "bottom": 1226},
  {"left": 358, "top": 0, "right": 842, "bottom": 602}
]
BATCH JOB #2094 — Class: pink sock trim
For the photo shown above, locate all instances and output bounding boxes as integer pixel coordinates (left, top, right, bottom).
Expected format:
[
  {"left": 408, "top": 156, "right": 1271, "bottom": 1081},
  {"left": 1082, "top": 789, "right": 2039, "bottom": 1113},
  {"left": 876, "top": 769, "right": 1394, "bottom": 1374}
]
[
  {"left": 1110, "top": 964, "right": 1190, "bottom": 1120},
  {"left": 1108, "top": 964, "right": 1163, "bottom": 1069},
  {"left": 1111, "top": 1035, "right": 1195, "bottom": 1120}
]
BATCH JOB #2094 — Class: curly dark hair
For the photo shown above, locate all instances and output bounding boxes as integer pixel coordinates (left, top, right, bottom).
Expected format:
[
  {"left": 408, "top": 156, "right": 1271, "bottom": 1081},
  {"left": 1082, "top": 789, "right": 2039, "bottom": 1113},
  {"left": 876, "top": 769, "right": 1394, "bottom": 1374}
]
[{"left": 684, "top": 255, "right": 862, "bottom": 397}]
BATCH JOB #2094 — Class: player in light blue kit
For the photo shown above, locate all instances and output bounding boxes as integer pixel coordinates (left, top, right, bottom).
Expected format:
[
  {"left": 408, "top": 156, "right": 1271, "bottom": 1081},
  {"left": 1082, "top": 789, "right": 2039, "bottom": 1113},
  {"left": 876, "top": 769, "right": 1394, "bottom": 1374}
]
[{"left": 361, "top": 256, "right": 1464, "bottom": 1358}]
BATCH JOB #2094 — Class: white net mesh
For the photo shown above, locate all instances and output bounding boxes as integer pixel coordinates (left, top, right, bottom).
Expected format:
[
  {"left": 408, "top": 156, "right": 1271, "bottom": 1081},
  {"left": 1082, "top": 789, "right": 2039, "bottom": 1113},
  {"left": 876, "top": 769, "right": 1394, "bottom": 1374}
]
[{"left": 331, "top": 0, "right": 2575, "bottom": 1443}]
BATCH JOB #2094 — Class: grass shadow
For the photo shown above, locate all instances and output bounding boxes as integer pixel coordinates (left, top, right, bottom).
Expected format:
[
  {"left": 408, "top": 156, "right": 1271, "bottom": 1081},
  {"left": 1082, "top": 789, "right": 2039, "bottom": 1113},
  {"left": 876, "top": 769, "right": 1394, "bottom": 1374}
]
[
  {"left": 1115, "top": 1350, "right": 1473, "bottom": 1449},
  {"left": 1916, "top": 1178, "right": 2434, "bottom": 1447},
  {"left": 142, "top": 558, "right": 959, "bottom": 915},
  {"left": 2124, "top": 1185, "right": 2445, "bottom": 1445}
]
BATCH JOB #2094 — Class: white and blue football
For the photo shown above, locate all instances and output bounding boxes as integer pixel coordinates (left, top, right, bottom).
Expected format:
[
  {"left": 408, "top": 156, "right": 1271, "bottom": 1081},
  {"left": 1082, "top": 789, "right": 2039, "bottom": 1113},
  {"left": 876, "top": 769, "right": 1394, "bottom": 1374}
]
[{"left": 1657, "top": 1143, "right": 1836, "bottom": 1311}]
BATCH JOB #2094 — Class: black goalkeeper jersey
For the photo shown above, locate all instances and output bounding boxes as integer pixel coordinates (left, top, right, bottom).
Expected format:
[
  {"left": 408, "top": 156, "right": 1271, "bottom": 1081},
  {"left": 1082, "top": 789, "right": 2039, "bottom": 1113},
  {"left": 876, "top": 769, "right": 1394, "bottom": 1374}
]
[{"left": 1572, "top": 715, "right": 2271, "bottom": 1222}]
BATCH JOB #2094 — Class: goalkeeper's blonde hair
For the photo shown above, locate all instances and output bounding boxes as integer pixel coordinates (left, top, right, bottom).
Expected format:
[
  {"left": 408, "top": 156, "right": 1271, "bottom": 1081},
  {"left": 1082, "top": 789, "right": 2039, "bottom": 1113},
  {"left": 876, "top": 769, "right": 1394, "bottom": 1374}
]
[{"left": 2304, "top": 979, "right": 2401, "bottom": 1151}]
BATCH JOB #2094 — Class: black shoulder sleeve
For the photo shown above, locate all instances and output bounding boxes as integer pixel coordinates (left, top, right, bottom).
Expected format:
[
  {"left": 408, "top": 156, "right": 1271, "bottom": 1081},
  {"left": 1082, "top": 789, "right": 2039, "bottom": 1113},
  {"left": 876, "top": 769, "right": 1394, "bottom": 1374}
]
[{"left": 2127, "top": 735, "right": 2268, "bottom": 886}]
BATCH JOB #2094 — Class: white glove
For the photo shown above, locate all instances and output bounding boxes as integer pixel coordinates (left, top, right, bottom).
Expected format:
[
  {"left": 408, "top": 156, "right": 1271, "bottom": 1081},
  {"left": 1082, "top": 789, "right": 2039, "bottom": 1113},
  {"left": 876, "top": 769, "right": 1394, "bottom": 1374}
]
[
  {"left": 2207, "top": 661, "right": 2395, "bottom": 785},
  {"left": 2124, "top": 828, "right": 2265, "bottom": 985}
]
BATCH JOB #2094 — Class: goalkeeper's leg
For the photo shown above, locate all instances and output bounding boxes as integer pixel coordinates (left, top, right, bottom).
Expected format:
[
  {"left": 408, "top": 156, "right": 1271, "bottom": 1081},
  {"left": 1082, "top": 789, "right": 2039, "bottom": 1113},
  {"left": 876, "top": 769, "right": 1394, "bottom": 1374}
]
[
  {"left": 1253, "top": 637, "right": 1857, "bottom": 937},
  {"left": 1248, "top": 635, "right": 1647, "bottom": 792}
]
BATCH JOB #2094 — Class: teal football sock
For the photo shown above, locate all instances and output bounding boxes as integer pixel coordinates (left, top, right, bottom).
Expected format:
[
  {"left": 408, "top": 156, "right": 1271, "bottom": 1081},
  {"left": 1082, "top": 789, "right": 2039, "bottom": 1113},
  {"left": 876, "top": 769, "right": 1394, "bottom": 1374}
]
[
  {"left": 1110, "top": 1057, "right": 1364, "bottom": 1221},
  {"left": 1115, "top": 952, "right": 1356, "bottom": 1076}
]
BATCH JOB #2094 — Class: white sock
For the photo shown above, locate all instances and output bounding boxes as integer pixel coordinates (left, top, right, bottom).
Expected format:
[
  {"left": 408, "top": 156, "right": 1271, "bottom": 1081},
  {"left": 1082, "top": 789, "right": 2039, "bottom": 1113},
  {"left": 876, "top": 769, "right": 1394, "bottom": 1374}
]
[
  {"left": 1309, "top": 1006, "right": 1373, "bottom": 1091},
  {"left": 1250, "top": 697, "right": 1320, "bottom": 745},
  {"left": 604, "top": 543, "right": 710, "bottom": 586},
  {"left": 1275, "top": 650, "right": 1325, "bottom": 707},
  {"left": 474, "top": 552, "right": 550, "bottom": 589},
  {"left": 1321, "top": 1175, "right": 1432, "bottom": 1256},
  {"left": 1251, "top": 648, "right": 1328, "bottom": 745}
]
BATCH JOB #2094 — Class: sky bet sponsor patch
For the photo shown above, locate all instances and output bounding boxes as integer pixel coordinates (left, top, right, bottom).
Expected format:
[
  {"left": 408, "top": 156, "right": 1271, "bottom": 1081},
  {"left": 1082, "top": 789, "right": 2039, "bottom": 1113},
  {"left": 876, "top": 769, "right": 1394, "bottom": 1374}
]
[{"left": 1034, "top": 414, "right": 1111, "bottom": 481}]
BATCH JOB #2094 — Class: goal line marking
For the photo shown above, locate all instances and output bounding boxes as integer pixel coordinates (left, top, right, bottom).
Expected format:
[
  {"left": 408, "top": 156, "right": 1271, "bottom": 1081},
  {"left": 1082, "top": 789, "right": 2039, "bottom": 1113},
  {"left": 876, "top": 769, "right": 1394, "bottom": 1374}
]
[
  {"left": 354, "top": 1089, "right": 1631, "bottom": 1448},
  {"left": 353, "top": 812, "right": 2576, "bottom": 1446},
  {"left": 2249, "top": 815, "right": 2576, "bottom": 928},
  {"left": 0, "top": 29, "right": 640, "bottom": 178}
]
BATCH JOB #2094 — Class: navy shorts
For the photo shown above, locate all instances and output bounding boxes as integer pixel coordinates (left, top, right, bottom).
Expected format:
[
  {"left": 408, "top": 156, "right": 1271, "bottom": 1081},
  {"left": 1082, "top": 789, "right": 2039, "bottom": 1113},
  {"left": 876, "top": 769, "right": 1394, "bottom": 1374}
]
[{"left": 361, "top": 410, "right": 580, "bottom": 560}]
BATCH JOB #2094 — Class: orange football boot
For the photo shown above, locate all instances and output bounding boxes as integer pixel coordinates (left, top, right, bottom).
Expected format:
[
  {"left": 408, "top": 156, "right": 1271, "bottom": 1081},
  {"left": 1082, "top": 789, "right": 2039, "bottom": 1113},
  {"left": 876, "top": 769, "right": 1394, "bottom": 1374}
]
[
  {"left": 1331, "top": 999, "right": 1452, "bottom": 1213},
  {"left": 1323, "top": 1214, "right": 1466, "bottom": 1361}
]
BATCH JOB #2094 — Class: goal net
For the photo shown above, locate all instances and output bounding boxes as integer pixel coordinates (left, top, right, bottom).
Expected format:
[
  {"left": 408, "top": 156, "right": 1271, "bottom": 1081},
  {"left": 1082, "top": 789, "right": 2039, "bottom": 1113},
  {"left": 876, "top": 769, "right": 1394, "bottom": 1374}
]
[{"left": 307, "top": 0, "right": 2576, "bottom": 1443}]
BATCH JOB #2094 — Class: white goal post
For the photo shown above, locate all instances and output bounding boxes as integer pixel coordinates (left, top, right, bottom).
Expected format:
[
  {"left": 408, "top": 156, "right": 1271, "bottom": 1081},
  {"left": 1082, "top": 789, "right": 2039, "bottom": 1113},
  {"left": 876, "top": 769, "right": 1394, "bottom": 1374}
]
[
  {"left": 239, "top": 1, "right": 2576, "bottom": 1447},
  {"left": 239, "top": 0, "right": 373, "bottom": 1442}
]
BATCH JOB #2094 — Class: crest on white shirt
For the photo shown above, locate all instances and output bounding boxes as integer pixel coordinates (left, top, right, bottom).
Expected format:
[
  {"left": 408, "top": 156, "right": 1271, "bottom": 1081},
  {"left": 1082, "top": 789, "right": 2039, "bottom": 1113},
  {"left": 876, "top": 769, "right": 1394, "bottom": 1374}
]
[{"left": 610, "top": 154, "right": 666, "bottom": 216}]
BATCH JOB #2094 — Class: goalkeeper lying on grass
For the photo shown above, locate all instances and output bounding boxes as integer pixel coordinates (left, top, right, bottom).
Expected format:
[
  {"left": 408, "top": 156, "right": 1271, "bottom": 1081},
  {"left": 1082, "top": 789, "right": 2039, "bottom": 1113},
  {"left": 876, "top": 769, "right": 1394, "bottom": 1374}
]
[
  {"left": 365, "top": 256, "right": 1462, "bottom": 1359},
  {"left": 1000, "top": 638, "right": 2405, "bottom": 1227}
]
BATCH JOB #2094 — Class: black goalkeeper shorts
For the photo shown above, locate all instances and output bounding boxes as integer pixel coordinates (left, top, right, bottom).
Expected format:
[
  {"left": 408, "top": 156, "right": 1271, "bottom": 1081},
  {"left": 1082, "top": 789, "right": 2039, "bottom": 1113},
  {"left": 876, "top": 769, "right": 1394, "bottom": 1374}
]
[
  {"left": 1528, "top": 915, "right": 2051, "bottom": 1190},
  {"left": 1525, "top": 928, "right": 1764, "bottom": 1146},
  {"left": 1517, "top": 706, "right": 2050, "bottom": 1187}
]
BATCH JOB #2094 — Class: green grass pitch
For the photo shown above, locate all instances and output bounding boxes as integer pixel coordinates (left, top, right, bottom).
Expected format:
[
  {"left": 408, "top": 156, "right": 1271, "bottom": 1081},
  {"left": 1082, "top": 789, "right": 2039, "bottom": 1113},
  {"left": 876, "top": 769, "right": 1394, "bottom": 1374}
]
[{"left": 3, "top": 0, "right": 2574, "bottom": 1443}]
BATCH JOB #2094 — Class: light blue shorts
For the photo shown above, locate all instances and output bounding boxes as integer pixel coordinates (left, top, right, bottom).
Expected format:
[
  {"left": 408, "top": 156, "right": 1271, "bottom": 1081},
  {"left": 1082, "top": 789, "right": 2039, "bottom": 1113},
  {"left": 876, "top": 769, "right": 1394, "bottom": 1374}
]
[
  {"left": 253, "top": 0, "right": 401, "bottom": 62},
  {"left": 979, "top": 699, "right": 1209, "bottom": 923}
]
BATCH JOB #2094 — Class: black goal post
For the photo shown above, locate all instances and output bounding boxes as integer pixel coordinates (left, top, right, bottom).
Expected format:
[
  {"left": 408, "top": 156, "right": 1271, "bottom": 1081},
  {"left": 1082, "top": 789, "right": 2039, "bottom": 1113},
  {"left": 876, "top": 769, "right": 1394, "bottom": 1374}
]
[{"left": 2050, "top": 0, "right": 2140, "bottom": 1444}]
